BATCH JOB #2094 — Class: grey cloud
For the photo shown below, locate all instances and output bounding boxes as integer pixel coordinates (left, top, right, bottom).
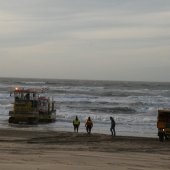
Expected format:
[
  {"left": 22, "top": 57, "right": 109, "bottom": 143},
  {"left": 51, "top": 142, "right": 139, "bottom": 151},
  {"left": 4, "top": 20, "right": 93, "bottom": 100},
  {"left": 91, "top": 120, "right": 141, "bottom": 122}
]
[{"left": 0, "top": 0, "right": 170, "bottom": 81}]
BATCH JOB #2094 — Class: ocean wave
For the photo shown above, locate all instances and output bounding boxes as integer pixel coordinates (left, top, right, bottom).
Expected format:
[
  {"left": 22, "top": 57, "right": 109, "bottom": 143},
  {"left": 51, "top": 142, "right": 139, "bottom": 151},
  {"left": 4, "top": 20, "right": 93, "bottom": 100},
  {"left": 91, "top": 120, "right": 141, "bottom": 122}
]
[
  {"left": 0, "top": 103, "right": 13, "bottom": 109},
  {"left": 49, "top": 88, "right": 161, "bottom": 98},
  {"left": 16, "top": 81, "right": 46, "bottom": 85},
  {"left": 61, "top": 104, "right": 136, "bottom": 114},
  {"left": 89, "top": 106, "right": 136, "bottom": 114}
]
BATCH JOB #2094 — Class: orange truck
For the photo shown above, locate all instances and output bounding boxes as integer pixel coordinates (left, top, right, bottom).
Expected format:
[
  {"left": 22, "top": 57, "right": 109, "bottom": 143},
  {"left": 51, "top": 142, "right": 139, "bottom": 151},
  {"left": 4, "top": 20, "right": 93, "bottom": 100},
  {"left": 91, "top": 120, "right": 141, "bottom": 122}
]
[{"left": 157, "top": 110, "right": 170, "bottom": 141}]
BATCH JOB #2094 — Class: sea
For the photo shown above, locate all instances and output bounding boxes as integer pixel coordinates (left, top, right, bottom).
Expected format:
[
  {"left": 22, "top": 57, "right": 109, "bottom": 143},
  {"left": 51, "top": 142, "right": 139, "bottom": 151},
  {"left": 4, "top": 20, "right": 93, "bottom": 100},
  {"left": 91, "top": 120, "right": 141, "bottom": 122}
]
[{"left": 1, "top": 77, "right": 170, "bottom": 138}]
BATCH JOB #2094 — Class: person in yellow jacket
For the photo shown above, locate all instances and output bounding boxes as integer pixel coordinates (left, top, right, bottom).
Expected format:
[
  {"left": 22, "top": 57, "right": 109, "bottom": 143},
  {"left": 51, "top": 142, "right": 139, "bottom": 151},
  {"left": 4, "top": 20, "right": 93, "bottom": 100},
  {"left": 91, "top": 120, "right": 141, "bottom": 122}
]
[
  {"left": 85, "top": 116, "right": 93, "bottom": 134},
  {"left": 73, "top": 116, "right": 80, "bottom": 132}
]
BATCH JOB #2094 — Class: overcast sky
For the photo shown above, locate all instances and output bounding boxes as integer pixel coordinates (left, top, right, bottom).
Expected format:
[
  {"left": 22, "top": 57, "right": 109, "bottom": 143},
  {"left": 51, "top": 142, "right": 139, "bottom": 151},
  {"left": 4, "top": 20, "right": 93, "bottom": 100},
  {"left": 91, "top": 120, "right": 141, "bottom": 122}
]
[{"left": 0, "top": 0, "right": 170, "bottom": 82}]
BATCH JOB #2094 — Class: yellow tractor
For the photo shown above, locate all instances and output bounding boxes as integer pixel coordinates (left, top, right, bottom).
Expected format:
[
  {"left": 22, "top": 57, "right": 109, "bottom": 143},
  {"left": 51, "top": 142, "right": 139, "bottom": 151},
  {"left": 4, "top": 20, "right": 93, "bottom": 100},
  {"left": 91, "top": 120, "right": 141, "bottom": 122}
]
[
  {"left": 157, "top": 109, "right": 170, "bottom": 141},
  {"left": 9, "top": 87, "right": 56, "bottom": 124}
]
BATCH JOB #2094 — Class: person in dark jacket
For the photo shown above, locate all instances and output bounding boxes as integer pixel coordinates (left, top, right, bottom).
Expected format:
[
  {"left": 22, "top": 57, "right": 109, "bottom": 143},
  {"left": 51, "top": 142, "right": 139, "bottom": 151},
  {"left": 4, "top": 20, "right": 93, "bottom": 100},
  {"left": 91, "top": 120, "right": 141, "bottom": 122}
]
[{"left": 110, "top": 116, "right": 116, "bottom": 136}]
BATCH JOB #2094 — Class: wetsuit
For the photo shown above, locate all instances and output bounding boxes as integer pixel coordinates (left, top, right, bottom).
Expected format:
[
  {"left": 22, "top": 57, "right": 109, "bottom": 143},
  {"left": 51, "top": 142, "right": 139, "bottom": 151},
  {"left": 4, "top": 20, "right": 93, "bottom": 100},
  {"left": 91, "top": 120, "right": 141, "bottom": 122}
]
[{"left": 110, "top": 118, "right": 116, "bottom": 136}]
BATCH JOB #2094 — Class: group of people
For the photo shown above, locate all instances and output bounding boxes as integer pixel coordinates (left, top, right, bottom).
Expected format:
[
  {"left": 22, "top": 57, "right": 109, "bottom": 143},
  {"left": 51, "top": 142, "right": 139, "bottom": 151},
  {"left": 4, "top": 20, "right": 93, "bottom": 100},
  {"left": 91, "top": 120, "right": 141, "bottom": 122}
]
[
  {"left": 73, "top": 116, "right": 93, "bottom": 134},
  {"left": 72, "top": 116, "right": 116, "bottom": 136}
]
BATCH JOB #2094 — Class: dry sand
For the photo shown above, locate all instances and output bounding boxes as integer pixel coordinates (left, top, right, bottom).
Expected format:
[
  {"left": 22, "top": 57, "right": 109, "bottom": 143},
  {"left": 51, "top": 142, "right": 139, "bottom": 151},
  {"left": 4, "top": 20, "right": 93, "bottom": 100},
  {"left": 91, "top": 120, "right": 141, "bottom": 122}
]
[{"left": 0, "top": 128, "right": 170, "bottom": 170}]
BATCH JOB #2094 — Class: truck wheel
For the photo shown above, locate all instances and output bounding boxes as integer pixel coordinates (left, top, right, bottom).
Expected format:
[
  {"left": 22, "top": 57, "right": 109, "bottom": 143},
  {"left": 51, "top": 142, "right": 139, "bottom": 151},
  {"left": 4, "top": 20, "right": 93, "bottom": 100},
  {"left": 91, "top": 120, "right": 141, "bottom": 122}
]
[
  {"left": 28, "top": 118, "right": 38, "bottom": 124},
  {"left": 159, "top": 133, "right": 164, "bottom": 142},
  {"left": 8, "top": 117, "right": 14, "bottom": 123}
]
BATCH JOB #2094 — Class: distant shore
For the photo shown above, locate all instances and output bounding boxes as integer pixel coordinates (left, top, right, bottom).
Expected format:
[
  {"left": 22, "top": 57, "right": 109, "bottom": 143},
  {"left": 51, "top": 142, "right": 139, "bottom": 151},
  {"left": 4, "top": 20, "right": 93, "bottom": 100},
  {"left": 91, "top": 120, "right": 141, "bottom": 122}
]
[{"left": 0, "top": 128, "right": 170, "bottom": 170}]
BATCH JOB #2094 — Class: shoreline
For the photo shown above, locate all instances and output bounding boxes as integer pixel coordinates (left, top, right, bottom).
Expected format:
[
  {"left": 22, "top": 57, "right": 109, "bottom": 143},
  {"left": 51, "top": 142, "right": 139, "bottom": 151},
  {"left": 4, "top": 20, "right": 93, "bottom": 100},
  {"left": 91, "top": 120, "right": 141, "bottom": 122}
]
[
  {"left": 6, "top": 122, "right": 158, "bottom": 138},
  {"left": 0, "top": 128, "right": 170, "bottom": 169},
  {"left": 0, "top": 128, "right": 169, "bottom": 153}
]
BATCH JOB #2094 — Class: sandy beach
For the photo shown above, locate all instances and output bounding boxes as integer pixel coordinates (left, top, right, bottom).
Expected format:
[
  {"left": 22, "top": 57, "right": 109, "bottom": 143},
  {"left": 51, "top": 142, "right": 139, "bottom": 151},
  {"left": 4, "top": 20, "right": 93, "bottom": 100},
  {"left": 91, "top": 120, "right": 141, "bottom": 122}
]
[{"left": 0, "top": 128, "right": 169, "bottom": 170}]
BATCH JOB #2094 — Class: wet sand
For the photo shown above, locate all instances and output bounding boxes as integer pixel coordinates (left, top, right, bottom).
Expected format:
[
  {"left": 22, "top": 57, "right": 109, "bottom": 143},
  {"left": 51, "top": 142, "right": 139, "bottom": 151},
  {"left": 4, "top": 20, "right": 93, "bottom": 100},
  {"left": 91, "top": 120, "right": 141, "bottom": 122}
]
[{"left": 0, "top": 128, "right": 170, "bottom": 170}]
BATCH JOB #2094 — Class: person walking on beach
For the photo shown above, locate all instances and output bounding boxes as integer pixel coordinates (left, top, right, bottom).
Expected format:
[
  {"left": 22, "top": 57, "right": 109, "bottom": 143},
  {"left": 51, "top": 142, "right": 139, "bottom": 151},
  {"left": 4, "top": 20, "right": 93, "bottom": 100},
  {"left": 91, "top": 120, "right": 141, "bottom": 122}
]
[
  {"left": 73, "top": 116, "right": 80, "bottom": 133},
  {"left": 85, "top": 117, "right": 93, "bottom": 134},
  {"left": 110, "top": 116, "right": 116, "bottom": 136}
]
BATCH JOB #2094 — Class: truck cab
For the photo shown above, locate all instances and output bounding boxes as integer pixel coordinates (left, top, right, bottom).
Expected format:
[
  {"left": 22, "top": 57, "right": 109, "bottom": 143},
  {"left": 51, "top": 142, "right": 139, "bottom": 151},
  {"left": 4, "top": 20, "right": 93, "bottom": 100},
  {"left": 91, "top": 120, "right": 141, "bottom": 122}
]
[{"left": 157, "top": 109, "right": 170, "bottom": 141}]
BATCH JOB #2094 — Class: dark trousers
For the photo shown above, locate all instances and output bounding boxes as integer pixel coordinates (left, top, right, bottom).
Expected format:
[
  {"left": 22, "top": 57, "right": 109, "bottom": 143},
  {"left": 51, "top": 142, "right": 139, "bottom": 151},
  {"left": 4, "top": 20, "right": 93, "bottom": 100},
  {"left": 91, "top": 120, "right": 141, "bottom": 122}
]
[
  {"left": 86, "top": 125, "right": 92, "bottom": 134},
  {"left": 74, "top": 125, "right": 79, "bottom": 132},
  {"left": 110, "top": 127, "right": 116, "bottom": 136}
]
